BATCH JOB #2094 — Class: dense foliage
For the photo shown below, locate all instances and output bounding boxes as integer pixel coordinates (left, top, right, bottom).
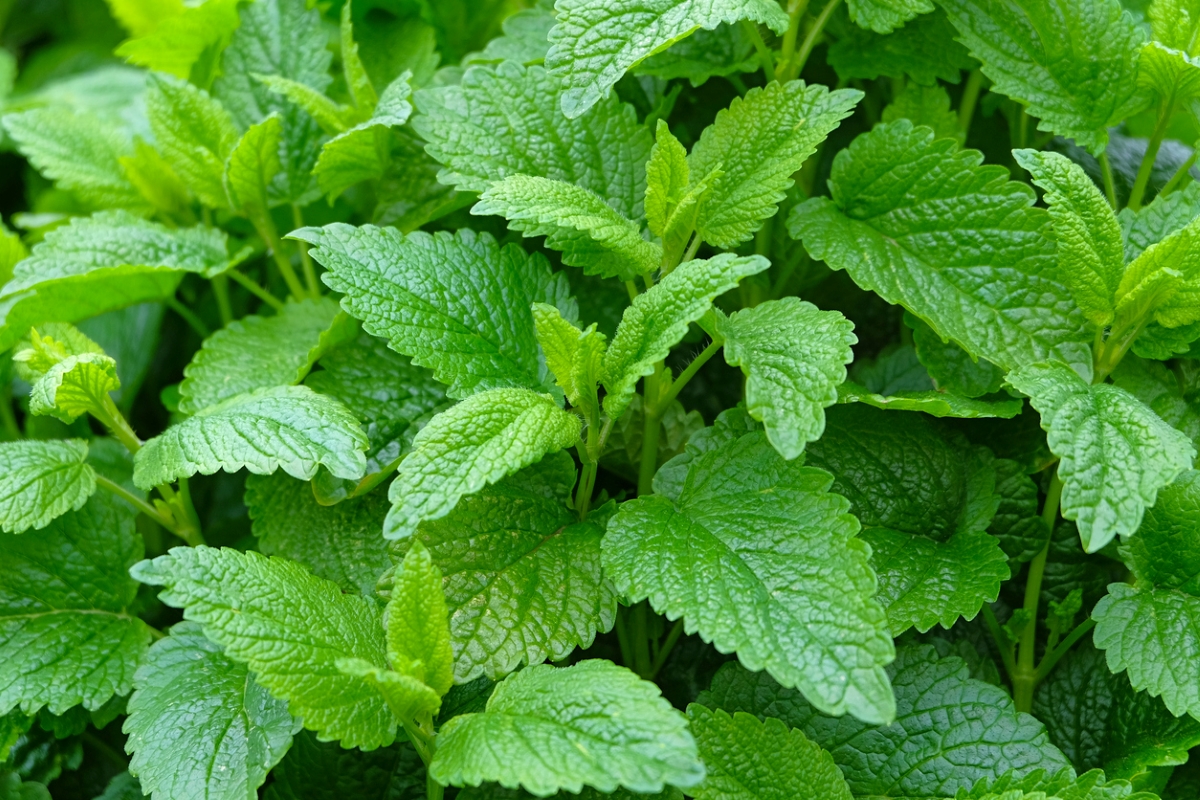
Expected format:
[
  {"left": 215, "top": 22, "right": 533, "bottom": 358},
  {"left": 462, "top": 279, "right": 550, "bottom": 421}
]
[{"left": 4, "top": 0, "right": 1200, "bottom": 797}]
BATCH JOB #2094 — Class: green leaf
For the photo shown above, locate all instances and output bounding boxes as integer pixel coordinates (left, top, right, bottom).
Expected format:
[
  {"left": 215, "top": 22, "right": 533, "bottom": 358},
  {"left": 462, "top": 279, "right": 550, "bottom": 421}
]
[
  {"left": 790, "top": 120, "right": 1091, "bottom": 375},
  {"left": 532, "top": 303, "right": 606, "bottom": 419},
  {"left": 688, "top": 81, "right": 862, "bottom": 248},
  {"left": 0, "top": 439, "right": 96, "bottom": 534},
  {"left": 828, "top": 9, "right": 976, "bottom": 85},
  {"left": 333, "top": 659, "right": 441, "bottom": 724},
  {"left": 908, "top": 314, "right": 1005, "bottom": 398},
  {"left": 463, "top": 7, "right": 556, "bottom": 66},
  {"left": 313, "top": 73, "right": 415, "bottom": 200},
  {"left": 603, "top": 254, "right": 768, "bottom": 419},
  {"left": 989, "top": 457, "right": 1047, "bottom": 565},
  {"left": 131, "top": 546, "right": 396, "bottom": 749},
  {"left": 698, "top": 643, "right": 1071, "bottom": 798},
  {"left": 604, "top": 427, "right": 896, "bottom": 724},
  {"left": 105, "top": 0, "right": 183, "bottom": 37},
  {"left": 544, "top": 0, "right": 788, "bottom": 118},
  {"left": 132, "top": 385, "right": 368, "bottom": 490},
  {"left": 686, "top": 705, "right": 852, "bottom": 800},
  {"left": 1007, "top": 361, "right": 1195, "bottom": 552},
  {"left": 804, "top": 405, "right": 1009, "bottom": 634},
  {"left": 1113, "top": 214, "right": 1200, "bottom": 331},
  {"left": 224, "top": 114, "right": 283, "bottom": 214},
  {"left": 124, "top": 622, "right": 299, "bottom": 800},
  {"left": 296, "top": 225, "right": 576, "bottom": 400},
  {"left": 1, "top": 108, "right": 147, "bottom": 212},
  {"left": 245, "top": 472, "right": 392, "bottom": 597},
  {"left": 412, "top": 62, "right": 652, "bottom": 220},
  {"left": 213, "top": 0, "right": 332, "bottom": 204},
  {"left": 146, "top": 73, "right": 240, "bottom": 209},
  {"left": 27, "top": 352, "right": 119, "bottom": 423},
  {"left": 115, "top": 0, "right": 240, "bottom": 80},
  {"left": 384, "top": 541, "right": 454, "bottom": 698},
  {"left": 958, "top": 769, "right": 1156, "bottom": 800},
  {"left": 0, "top": 495, "right": 152, "bottom": 715},
  {"left": 383, "top": 387, "right": 581, "bottom": 539},
  {"left": 718, "top": 297, "right": 856, "bottom": 460},
  {"left": 1032, "top": 644, "right": 1200, "bottom": 781},
  {"left": 645, "top": 120, "right": 691, "bottom": 240},
  {"left": 837, "top": 381, "right": 1024, "bottom": 418},
  {"left": 1014, "top": 149, "right": 1125, "bottom": 328},
  {"left": 635, "top": 24, "right": 758, "bottom": 87},
  {"left": 882, "top": 84, "right": 964, "bottom": 143},
  {"left": 1138, "top": 42, "right": 1200, "bottom": 104},
  {"left": 262, "top": 731, "right": 425, "bottom": 800},
  {"left": 398, "top": 452, "right": 616, "bottom": 682},
  {"left": 458, "top": 786, "right": 683, "bottom": 800},
  {"left": 1111, "top": 355, "right": 1200, "bottom": 445},
  {"left": 1120, "top": 180, "right": 1200, "bottom": 263},
  {"left": 430, "top": 661, "right": 704, "bottom": 795},
  {"left": 0, "top": 211, "right": 239, "bottom": 352},
  {"left": 179, "top": 298, "right": 353, "bottom": 414},
  {"left": 938, "top": 0, "right": 1144, "bottom": 154},
  {"left": 474, "top": 175, "right": 662, "bottom": 282},
  {"left": 848, "top": 0, "right": 934, "bottom": 34}
]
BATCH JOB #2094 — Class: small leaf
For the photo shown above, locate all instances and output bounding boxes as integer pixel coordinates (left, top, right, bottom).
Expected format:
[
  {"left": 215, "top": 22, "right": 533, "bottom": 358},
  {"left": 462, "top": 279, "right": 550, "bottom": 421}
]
[
  {"left": 828, "top": 9, "right": 975, "bottom": 85},
  {"left": 224, "top": 113, "right": 283, "bottom": 214},
  {"left": 146, "top": 74, "right": 240, "bottom": 209},
  {"left": 645, "top": 120, "right": 691, "bottom": 239},
  {"left": 847, "top": 0, "right": 934, "bottom": 34},
  {"left": 532, "top": 303, "right": 607, "bottom": 418},
  {"left": 27, "top": 352, "right": 120, "bottom": 423},
  {"left": 115, "top": 0, "right": 240, "bottom": 79},
  {"left": 313, "top": 72, "right": 414, "bottom": 200},
  {"left": 0, "top": 440, "right": 96, "bottom": 534},
  {"left": 385, "top": 542, "right": 453, "bottom": 698}
]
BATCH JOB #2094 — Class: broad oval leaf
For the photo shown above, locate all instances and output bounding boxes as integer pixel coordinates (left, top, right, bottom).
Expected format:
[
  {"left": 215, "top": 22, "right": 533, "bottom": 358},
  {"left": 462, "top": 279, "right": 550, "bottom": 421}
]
[{"left": 0, "top": 439, "right": 96, "bottom": 534}]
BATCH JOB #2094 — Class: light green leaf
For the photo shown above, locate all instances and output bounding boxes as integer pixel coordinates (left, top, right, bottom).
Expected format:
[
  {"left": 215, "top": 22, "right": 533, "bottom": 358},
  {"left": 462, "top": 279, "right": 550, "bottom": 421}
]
[
  {"left": 605, "top": 427, "right": 896, "bottom": 724},
  {"left": 1014, "top": 149, "right": 1125, "bottom": 327},
  {"left": 399, "top": 452, "right": 616, "bottom": 682},
  {"left": 383, "top": 387, "right": 581, "bottom": 539},
  {"left": 790, "top": 120, "right": 1091, "bottom": 375},
  {"left": 1114, "top": 214, "right": 1200, "bottom": 330},
  {"left": 458, "top": 786, "right": 683, "bottom": 800},
  {"left": 463, "top": 7, "right": 556, "bottom": 66},
  {"left": 124, "top": 622, "right": 299, "bottom": 800},
  {"left": 0, "top": 495, "right": 152, "bottom": 715},
  {"left": 0, "top": 211, "right": 239, "bottom": 352},
  {"left": 1, "top": 108, "right": 147, "bottom": 212},
  {"left": 296, "top": 225, "right": 576, "bottom": 399},
  {"left": 1138, "top": 41, "right": 1200, "bottom": 104},
  {"left": 257, "top": 74, "right": 352, "bottom": 135},
  {"left": 1120, "top": 180, "right": 1200, "bottom": 263},
  {"left": 532, "top": 303, "right": 607, "bottom": 418},
  {"left": 333, "top": 659, "right": 441, "bottom": 724},
  {"left": 0, "top": 222, "right": 26, "bottom": 285},
  {"left": 836, "top": 380, "right": 1025, "bottom": 418},
  {"left": 133, "top": 385, "right": 368, "bottom": 490},
  {"left": 338, "top": 1, "right": 376, "bottom": 114},
  {"left": 689, "top": 81, "right": 862, "bottom": 248},
  {"left": 146, "top": 73, "right": 240, "bottom": 209},
  {"left": 119, "top": 138, "right": 192, "bottom": 219},
  {"left": 474, "top": 175, "right": 661, "bottom": 282},
  {"left": 718, "top": 297, "right": 856, "bottom": 460},
  {"left": 545, "top": 0, "right": 788, "bottom": 118},
  {"left": 412, "top": 62, "right": 652, "bottom": 220},
  {"left": 698, "top": 643, "right": 1071, "bottom": 799},
  {"left": 687, "top": 705, "right": 852, "bottom": 800},
  {"left": 104, "top": 0, "right": 183, "bottom": 37},
  {"left": 1008, "top": 361, "right": 1195, "bottom": 552},
  {"left": 958, "top": 769, "right": 1155, "bottom": 800},
  {"left": 178, "top": 298, "right": 353, "bottom": 414},
  {"left": 602, "top": 254, "right": 768, "bottom": 419},
  {"left": 938, "top": 0, "right": 1144, "bottom": 154},
  {"left": 385, "top": 541, "right": 454, "bottom": 698},
  {"left": 882, "top": 83, "right": 964, "bottom": 143},
  {"left": 645, "top": 120, "right": 691, "bottom": 239},
  {"left": 131, "top": 546, "right": 396, "bottom": 749},
  {"left": 214, "top": 0, "right": 332, "bottom": 203},
  {"left": 430, "top": 661, "right": 704, "bottom": 795},
  {"left": 224, "top": 114, "right": 283, "bottom": 214},
  {"left": 848, "top": 0, "right": 934, "bottom": 34},
  {"left": 28, "top": 352, "right": 119, "bottom": 423},
  {"left": 245, "top": 472, "right": 391, "bottom": 597},
  {"left": 313, "top": 73, "right": 414, "bottom": 200},
  {"left": 0, "top": 439, "right": 96, "bottom": 534},
  {"left": 804, "top": 405, "right": 1008, "bottom": 634},
  {"left": 828, "top": 9, "right": 976, "bottom": 85},
  {"left": 115, "top": 0, "right": 240, "bottom": 79},
  {"left": 262, "top": 731, "right": 424, "bottom": 800}
]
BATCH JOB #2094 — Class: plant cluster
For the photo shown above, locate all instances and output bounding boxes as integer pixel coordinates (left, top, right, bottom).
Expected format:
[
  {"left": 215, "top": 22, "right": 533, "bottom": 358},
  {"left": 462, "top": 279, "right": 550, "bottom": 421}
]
[{"left": 3, "top": 0, "right": 1200, "bottom": 797}]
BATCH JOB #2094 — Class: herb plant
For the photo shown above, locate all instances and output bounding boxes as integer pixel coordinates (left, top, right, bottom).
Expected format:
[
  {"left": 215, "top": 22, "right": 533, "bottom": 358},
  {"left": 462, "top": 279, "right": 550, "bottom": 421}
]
[{"left": 3, "top": 0, "right": 1200, "bottom": 797}]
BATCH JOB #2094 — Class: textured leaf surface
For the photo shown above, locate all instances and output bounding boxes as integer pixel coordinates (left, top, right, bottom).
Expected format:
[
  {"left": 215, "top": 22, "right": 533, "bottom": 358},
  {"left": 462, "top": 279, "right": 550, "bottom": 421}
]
[
  {"left": 804, "top": 405, "right": 1007, "bottom": 634},
  {"left": 401, "top": 452, "right": 616, "bottom": 682},
  {"left": 385, "top": 388, "right": 580, "bottom": 540},
  {"left": 603, "top": 254, "right": 768, "bottom": 419},
  {"left": 146, "top": 74, "right": 240, "bottom": 208},
  {"left": 1008, "top": 361, "right": 1195, "bottom": 552},
  {"left": 828, "top": 9, "right": 975, "bottom": 85},
  {"left": 698, "top": 644, "right": 1070, "bottom": 799},
  {"left": 297, "top": 225, "right": 575, "bottom": 399},
  {"left": 908, "top": 314, "right": 1005, "bottom": 398},
  {"left": 837, "top": 381, "right": 1023, "bottom": 418},
  {"left": 718, "top": 297, "right": 856, "bottom": 460},
  {"left": 687, "top": 705, "right": 852, "bottom": 800},
  {"left": 178, "top": 298, "right": 351, "bottom": 414},
  {"left": 848, "top": 0, "right": 934, "bottom": 34},
  {"left": 245, "top": 472, "right": 391, "bottom": 597},
  {"left": 262, "top": 730, "right": 424, "bottom": 800},
  {"left": 605, "top": 428, "right": 896, "bottom": 724},
  {"left": 430, "top": 661, "right": 704, "bottom": 796},
  {"left": 124, "top": 622, "right": 298, "bottom": 800},
  {"left": 1111, "top": 356, "right": 1200, "bottom": 447},
  {"left": 959, "top": 769, "right": 1154, "bottom": 800},
  {"left": 132, "top": 546, "right": 396, "bottom": 749},
  {"left": 224, "top": 114, "right": 283, "bottom": 214},
  {"left": 474, "top": 175, "right": 661, "bottom": 282},
  {"left": 790, "top": 120, "right": 1090, "bottom": 375},
  {"left": 688, "top": 81, "right": 861, "bottom": 248},
  {"left": 883, "top": 84, "right": 964, "bottom": 143},
  {"left": 635, "top": 24, "right": 757, "bottom": 87},
  {"left": 0, "top": 439, "right": 96, "bottom": 534},
  {"left": 133, "top": 385, "right": 368, "bottom": 490},
  {"left": 384, "top": 542, "right": 454, "bottom": 700},
  {"left": 0, "top": 495, "right": 151, "bottom": 715},
  {"left": 1120, "top": 181, "right": 1200, "bottom": 264},
  {"left": 28, "top": 353, "right": 119, "bottom": 423},
  {"left": 938, "top": 0, "right": 1144, "bottom": 153},
  {"left": 312, "top": 73, "right": 414, "bottom": 200},
  {"left": 413, "top": 62, "right": 652, "bottom": 220}
]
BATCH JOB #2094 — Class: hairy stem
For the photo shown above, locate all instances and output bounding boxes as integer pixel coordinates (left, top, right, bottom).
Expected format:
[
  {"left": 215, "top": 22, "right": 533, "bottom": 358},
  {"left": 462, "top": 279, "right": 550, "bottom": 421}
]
[
  {"left": 654, "top": 338, "right": 722, "bottom": 414},
  {"left": 981, "top": 604, "right": 1017, "bottom": 679},
  {"left": 1128, "top": 97, "right": 1176, "bottom": 212},
  {"left": 648, "top": 618, "right": 685, "bottom": 680},
  {"left": 1034, "top": 617, "right": 1097, "bottom": 682},
  {"left": 786, "top": 0, "right": 842, "bottom": 82},
  {"left": 253, "top": 214, "right": 307, "bottom": 300},
  {"left": 1161, "top": 150, "right": 1198, "bottom": 197},
  {"left": 95, "top": 475, "right": 172, "bottom": 528},
  {"left": 741, "top": 20, "right": 776, "bottom": 83},
  {"left": 638, "top": 365, "right": 664, "bottom": 497},
  {"left": 211, "top": 275, "right": 233, "bottom": 326}
]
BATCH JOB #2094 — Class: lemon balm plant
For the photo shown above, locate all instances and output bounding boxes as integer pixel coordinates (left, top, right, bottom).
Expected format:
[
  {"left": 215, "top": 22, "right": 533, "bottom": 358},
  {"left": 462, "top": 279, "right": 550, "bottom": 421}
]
[{"left": 3, "top": 0, "right": 1200, "bottom": 797}]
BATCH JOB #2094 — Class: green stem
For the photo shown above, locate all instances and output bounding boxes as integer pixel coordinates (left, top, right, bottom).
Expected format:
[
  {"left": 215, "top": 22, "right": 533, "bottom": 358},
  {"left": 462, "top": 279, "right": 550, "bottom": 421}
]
[
  {"left": 253, "top": 214, "right": 307, "bottom": 300},
  {"left": 630, "top": 602, "right": 653, "bottom": 679},
  {"left": 741, "top": 20, "right": 776, "bottom": 83},
  {"left": 165, "top": 297, "right": 211, "bottom": 339},
  {"left": 95, "top": 475, "right": 173, "bottom": 528},
  {"left": 212, "top": 275, "right": 233, "bottom": 326},
  {"left": 227, "top": 269, "right": 286, "bottom": 311},
  {"left": 958, "top": 69, "right": 984, "bottom": 137},
  {"left": 638, "top": 366, "right": 664, "bottom": 497},
  {"left": 426, "top": 775, "right": 445, "bottom": 800},
  {"left": 625, "top": 280, "right": 640, "bottom": 302},
  {"left": 680, "top": 233, "right": 702, "bottom": 264},
  {"left": 786, "top": 0, "right": 842, "bottom": 82},
  {"left": 1128, "top": 97, "right": 1176, "bottom": 212},
  {"left": 1034, "top": 617, "right": 1097, "bottom": 683},
  {"left": 1161, "top": 150, "right": 1198, "bottom": 197},
  {"left": 648, "top": 618, "right": 685, "bottom": 679},
  {"left": 0, "top": 390, "right": 19, "bottom": 441},
  {"left": 654, "top": 338, "right": 723, "bottom": 414},
  {"left": 292, "top": 204, "right": 320, "bottom": 298},
  {"left": 1012, "top": 469, "right": 1063, "bottom": 712},
  {"left": 94, "top": 395, "right": 142, "bottom": 454},
  {"left": 776, "top": 0, "right": 810, "bottom": 77},
  {"left": 1099, "top": 151, "right": 1118, "bottom": 210},
  {"left": 614, "top": 607, "right": 634, "bottom": 668},
  {"left": 981, "top": 604, "right": 1017, "bottom": 680}
]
